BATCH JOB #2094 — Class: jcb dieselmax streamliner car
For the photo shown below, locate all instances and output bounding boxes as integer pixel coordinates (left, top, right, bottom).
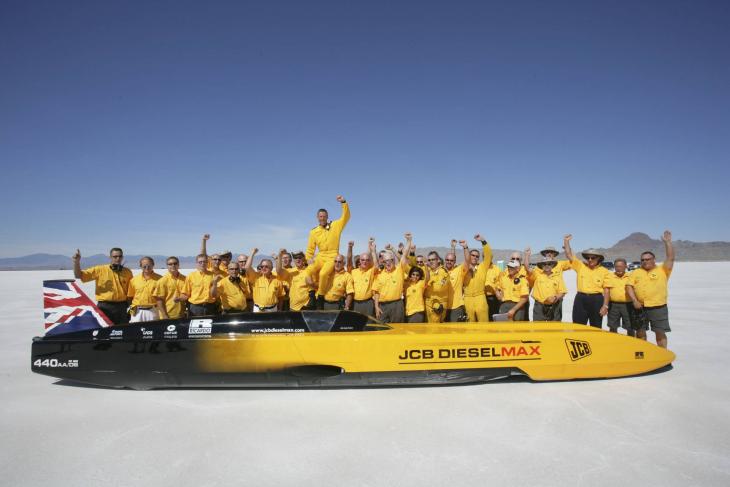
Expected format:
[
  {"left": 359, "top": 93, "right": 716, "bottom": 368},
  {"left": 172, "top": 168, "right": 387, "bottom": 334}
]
[{"left": 32, "top": 280, "right": 675, "bottom": 390}]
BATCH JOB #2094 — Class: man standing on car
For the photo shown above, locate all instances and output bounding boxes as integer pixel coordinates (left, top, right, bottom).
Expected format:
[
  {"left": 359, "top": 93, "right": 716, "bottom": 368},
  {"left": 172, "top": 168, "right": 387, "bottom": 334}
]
[
  {"left": 73, "top": 247, "right": 133, "bottom": 324},
  {"left": 626, "top": 231, "right": 675, "bottom": 348}
]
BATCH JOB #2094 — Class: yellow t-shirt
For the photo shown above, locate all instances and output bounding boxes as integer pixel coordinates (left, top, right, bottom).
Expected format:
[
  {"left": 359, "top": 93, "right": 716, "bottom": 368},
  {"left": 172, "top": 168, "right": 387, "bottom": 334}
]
[
  {"left": 497, "top": 273, "right": 530, "bottom": 302},
  {"left": 247, "top": 269, "right": 285, "bottom": 307},
  {"left": 405, "top": 280, "right": 426, "bottom": 316},
  {"left": 571, "top": 258, "right": 609, "bottom": 294},
  {"left": 153, "top": 272, "right": 187, "bottom": 318},
  {"left": 351, "top": 266, "right": 377, "bottom": 300},
  {"left": 279, "top": 267, "right": 311, "bottom": 311},
  {"left": 604, "top": 272, "right": 631, "bottom": 303},
  {"left": 425, "top": 266, "right": 450, "bottom": 303},
  {"left": 216, "top": 277, "right": 249, "bottom": 310},
  {"left": 183, "top": 270, "right": 216, "bottom": 305},
  {"left": 628, "top": 264, "right": 671, "bottom": 307},
  {"left": 529, "top": 271, "right": 567, "bottom": 304},
  {"left": 323, "top": 270, "right": 355, "bottom": 301},
  {"left": 372, "top": 266, "right": 406, "bottom": 302},
  {"left": 79, "top": 265, "right": 133, "bottom": 301},
  {"left": 447, "top": 265, "right": 468, "bottom": 309},
  {"left": 531, "top": 260, "right": 571, "bottom": 289},
  {"left": 127, "top": 272, "right": 162, "bottom": 307},
  {"left": 306, "top": 202, "right": 350, "bottom": 260}
]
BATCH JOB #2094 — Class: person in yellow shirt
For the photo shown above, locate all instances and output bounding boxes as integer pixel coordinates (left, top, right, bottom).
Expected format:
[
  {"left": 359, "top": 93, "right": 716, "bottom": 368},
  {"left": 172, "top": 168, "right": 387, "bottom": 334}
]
[
  {"left": 319, "top": 255, "right": 354, "bottom": 310},
  {"left": 180, "top": 254, "right": 217, "bottom": 316},
  {"left": 127, "top": 257, "right": 162, "bottom": 322},
  {"left": 72, "top": 247, "right": 133, "bottom": 324},
  {"left": 626, "top": 231, "right": 675, "bottom": 348},
  {"left": 305, "top": 195, "right": 350, "bottom": 308},
  {"left": 496, "top": 260, "right": 530, "bottom": 321},
  {"left": 526, "top": 255, "right": 567, "bottom": 321},
  {"left": 273, "top": 250, "right": 294, "bottom": 310},
  {"left": 444, "top": 239, "right": 468, "bottom": 322},
  {"left": 526, "top": 245, "right": 573, "bottom": 321},
  {"left": 154, "top": 256, "right": 187, "bottom": 319},
  {"left": 424, "top": 251, "right": 450, "bottom": 323},
  {"left": 564, "top": 234, "right": 610, "bottom": 328},
  {"left": 372, "top": 235, "right": 411, "bottom": 323},
  {"left": 210, "top": 263, "right": 249, "bottom": 313},
  {"left": 245, "top": 248, "right": 285, "bottom": 312},
  {"left": 199, "top": 234, "right": 227, "bottom": 277},
  {"left": 462, "top": 234, "right": 493, "bottom": 323},
  {"left": 347, "top": 239, "right": 379, "bottom": 316},
  {"left": 602, "top": 258, "right": 635, "bottom": 336},
  {"left": 275, "top": 250, "right": 313, "bottom": 311},
  {"left": 405, "top": 266, "right": 429, "bottom": 323}
]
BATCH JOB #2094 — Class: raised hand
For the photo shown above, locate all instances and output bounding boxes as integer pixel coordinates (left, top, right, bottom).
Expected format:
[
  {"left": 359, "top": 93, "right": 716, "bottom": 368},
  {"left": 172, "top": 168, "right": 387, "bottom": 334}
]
[
  {"left": 336, "top": 195, "right": 345, "bottom": 203},
  {"left": 458, "top": 240, "right": 467, "bottom": 248},
  {"left": 72, "top": 249, "right": 81, "bottom": 262},
  {"left": 563, "top": 234, "right": 572, "bottom": 242},
  {"left": 662, "top": 230, "right": 672, "bottom": 242},
  {"left": 348, "top": 241, "right": 354, "bottom": 248},
  {"left": 203, "top": 234, "right": 210, "bottom": 241},
  {"left": 474, "top": 233, "right": 483, "bottom": 241},
  {"left": 450, "top": 239, "right": 457, "bottom": 247}
]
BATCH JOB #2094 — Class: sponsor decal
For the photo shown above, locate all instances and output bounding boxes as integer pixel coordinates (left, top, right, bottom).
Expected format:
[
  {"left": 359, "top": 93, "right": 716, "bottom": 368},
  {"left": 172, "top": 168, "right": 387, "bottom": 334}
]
[
  {"left": 141, "top": 327, "right": 154, "bottom": 339},
  {"left": 566, "top": 339, "right": 591, "bottom": 361},
  {"left": 251, "top": 328, "right": 306, "bottom": 334},
  {"left": 166, "top": 325, "right": 176, "bottom": 332},
  {"left": 189, "top": 319, "right": 213, "bottom": 335},
  {"left": 92, "top": 330, "right": 99, "bottom": 337},
  {"left": 110, "top": 329, "right": 123, "bottom": 339},
  {"left": 164, "top": 324, "right": 178, "bottom": 338},
  {"left": 33, "top": 359, "right": 79, "bottom": 368},
  {"left": 398, "top": 345, "right": 541, "bottom": 362},
  {"left": 635, "top": 351, "right": 644, "bottom": 359}
]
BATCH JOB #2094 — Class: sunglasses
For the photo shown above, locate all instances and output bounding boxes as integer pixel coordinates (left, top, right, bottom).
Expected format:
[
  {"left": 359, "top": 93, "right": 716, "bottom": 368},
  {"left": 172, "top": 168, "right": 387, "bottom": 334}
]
[
  {"left": 586, "top": 256, "right": 599, "bottom": 260},
  {"left": 640, "top": 257, "right": 654, "bottom": 261},
  {"left": 167, "top": 262, "right": 179, "bottom": 266}
]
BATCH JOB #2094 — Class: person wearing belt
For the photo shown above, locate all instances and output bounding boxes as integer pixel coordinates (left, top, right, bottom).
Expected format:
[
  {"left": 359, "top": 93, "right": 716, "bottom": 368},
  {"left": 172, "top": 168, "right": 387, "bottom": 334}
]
[
  {"left": 320, "top": 255, "right": 354, "bottom": 310},
  {"left": 154, "top": 256, "right": 187, "bottom": 319},
  {"left": 348, "top": 238, "right": 379, "bottom": 317},
  {"left": 526, "top": 254, "right": 567, "bottom": 321},
  {"left": 211, "top": 263, "right": 250, "bottom": 313},
  {"left": 626, "top": 230, "right": 675, "bottom": 349},
  {"left": 602, "top": 258, "right": 635, "bottom": 336},
  {"left": 304, "top": 195, "right": 350, "bottom": 309},
  {"left": 127, "top": 257, "right": 162, "bottom": 322},
  {"left": 496, "top": 259, "right": 530, "bottom": 321},
  {"left": 181, "top": 254, "right": 218, "bottom": 316},
  {"left": 245, "top": 248, "right": 285, "bottom": 312},
  {"left": 73, "top": 247, "right": 133, "bottom": 325},
  {"left": 563, "top": 234, "right": 610, "bottom": 328},
  {"left": 372, "top": 235, "right": 411, "bottom": 323},
  {"left": 444, "top": 239, "right": 469, "bottom": 322}
]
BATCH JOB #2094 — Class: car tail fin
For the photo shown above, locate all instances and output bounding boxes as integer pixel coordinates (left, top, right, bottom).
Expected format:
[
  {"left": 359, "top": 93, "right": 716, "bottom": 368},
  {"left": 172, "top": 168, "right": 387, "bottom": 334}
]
[{"left": 43, "top": 279, "right": 113, "bottom": 336}]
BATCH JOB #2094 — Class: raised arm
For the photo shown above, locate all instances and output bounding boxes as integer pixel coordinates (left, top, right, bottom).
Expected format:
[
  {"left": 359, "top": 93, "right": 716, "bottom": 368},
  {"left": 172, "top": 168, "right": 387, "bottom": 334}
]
[
  {"left": 200, "top": 234, "right": 210, "bottom": 257},
  {"left": 210, "top": 274, "right": 222, "bottom": 298},
  {"left": 346, "top": 241, "right": 354, "bottom": 272},
  {"left": 336, "top": 195, "right": 350, "bottom": 227},
  {"left": 459, "top": 240, "right": 470, "bottom": 270},
  {"left": 245, "top": 248, "right": 258, "bottom": 279},
  {"left": 524, "top": 247, "right": 533, "bottom": 275},
  {"left": 474, "top": 233, "right": 492, "bottom": 266},
  {"left": 662, "top": 230, "right": 675, "bottom": 272},
  {"left": 369, "top": 238, "right": 378, "bottom": 270},
  {"left": 276, "top": 248, "right": 286, "bottom": 276},
  {"left": 72, "top": 249, "right": 82, "bottom": 279},
  {"left": 563, "top": 234, "right": 575, "bottom": 261},
  {"left": 400, "top": 233, "right": 413, "bottom": 270}
]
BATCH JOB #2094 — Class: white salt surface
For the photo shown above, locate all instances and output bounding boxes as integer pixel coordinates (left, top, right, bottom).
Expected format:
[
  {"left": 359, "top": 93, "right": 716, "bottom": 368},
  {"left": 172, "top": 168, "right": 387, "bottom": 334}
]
[{"left": 1, "top": 263, "right": 729, "bottom": 486}]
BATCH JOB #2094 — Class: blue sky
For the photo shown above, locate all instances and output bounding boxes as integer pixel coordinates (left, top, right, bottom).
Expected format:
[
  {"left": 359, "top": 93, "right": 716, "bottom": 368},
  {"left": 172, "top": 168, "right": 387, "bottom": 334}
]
[{"left": 1, "top": 0, "right": 729, "bottom": 258}]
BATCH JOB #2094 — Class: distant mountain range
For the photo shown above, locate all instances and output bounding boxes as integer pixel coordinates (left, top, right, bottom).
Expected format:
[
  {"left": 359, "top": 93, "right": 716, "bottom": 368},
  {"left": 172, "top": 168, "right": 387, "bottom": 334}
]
[{"left": 2, "top": 233, "right": 728, "bottom": 271}]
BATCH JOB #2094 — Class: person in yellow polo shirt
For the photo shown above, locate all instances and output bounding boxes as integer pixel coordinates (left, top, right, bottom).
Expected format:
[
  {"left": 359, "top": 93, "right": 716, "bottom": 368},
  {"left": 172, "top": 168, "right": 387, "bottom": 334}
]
[
  {"left": 564, "top": 234, "right": 610, "bottom": 328},
  {"left": 154, "top": 256, "right": 187, "bottom": 319},
  {"left": 527, "top": 245, "right": 572, "bottom": 321},
  {"left": 444, "top": 239, "right": 468, "bottom": 322},
  {"left": 211, "top": 263, "right": 249, "bottom": 313},
  {"left": 275, "top": 250, "right": 314, "bottom": 311},
  {"left": 626, "top": 231, "right": 675, "bottom": 348},
  {"left": 424, "top": 250, "right": 449, "bottom": 323},
  {"left": 245, "top": 248, "right": 285, "bottom": 312},
  {"left": 462, "top": 234, "right": 493, "bottom": 323},
  {"left": 127, "top": 257, "right": 162, "bottom": 322},
  {"left": 180, "top": 254, "right": 217, "bottom": 316},
  {"left": 405, "top": 266, "right": 428, "bottom": 323},
  {"left": 602, "top": 258, "right": 635, "bottom": 336},
  {"left": 526, "top": 255, "right": 567, "bottom": 321},
  {"left": 372, "top": 235, "right": 411, "bottom": 323},
  {"left": 305, "top": 195, "right": 350, "bottom": 309},
  {"left": 73, "top": 247, "right": 133, "bottom": 324},
  {"left": 348, "top": 238, "right": 379, "bottom": 316},
  {"left": 496, "top": 260, "right": 530, "bottom": 321},
  {"left": 319, "top": 255, "right": 354, "bottom": 310}
]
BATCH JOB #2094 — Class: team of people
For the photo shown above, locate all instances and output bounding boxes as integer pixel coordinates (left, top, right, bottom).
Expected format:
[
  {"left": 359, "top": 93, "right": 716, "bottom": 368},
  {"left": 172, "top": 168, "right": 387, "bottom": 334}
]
[{"left": 72, "top": 196, "right": 675, "bottom": 348}]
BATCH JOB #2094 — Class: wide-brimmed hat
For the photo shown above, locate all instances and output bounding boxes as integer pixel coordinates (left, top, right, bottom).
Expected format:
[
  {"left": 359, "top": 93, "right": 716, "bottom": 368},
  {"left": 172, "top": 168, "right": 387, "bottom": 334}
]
[
  {"left": 506, "top": 259, "right": 521, "bottom": 269},
  {"left": 536, "top": 256, "right": 558, "bottom": 268},
  {"left": 540, "top": 246, "right": 559, "bottom": 257},
  {"left": 581, "top": 249, "right": 605, "bottom": 262},
  {"left": 292, "top": 251, "right": 305, "bottom": 259}
]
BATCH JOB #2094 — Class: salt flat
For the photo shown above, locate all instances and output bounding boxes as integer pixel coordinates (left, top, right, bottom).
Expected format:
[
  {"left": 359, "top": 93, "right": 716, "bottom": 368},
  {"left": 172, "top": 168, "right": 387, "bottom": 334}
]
[{"left": 1, "top": 263, "right": 729, "bottom": 487}]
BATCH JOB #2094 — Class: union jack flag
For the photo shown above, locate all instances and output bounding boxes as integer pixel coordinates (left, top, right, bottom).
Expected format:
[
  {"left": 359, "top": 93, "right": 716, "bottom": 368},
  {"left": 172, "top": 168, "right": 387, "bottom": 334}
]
[{"left": 43, "top": 280, "right": 112, "bottom": 336}]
